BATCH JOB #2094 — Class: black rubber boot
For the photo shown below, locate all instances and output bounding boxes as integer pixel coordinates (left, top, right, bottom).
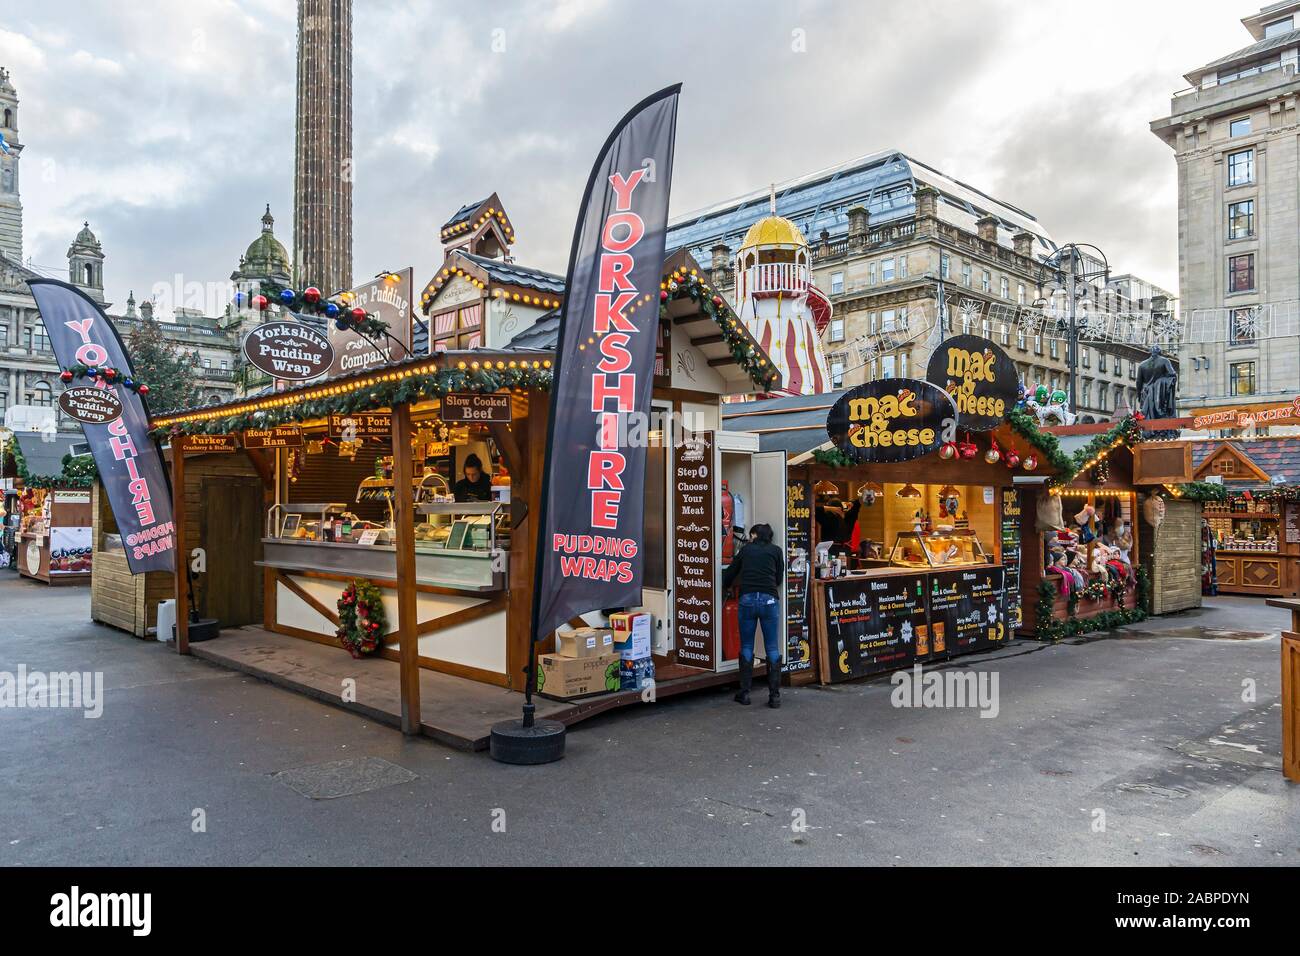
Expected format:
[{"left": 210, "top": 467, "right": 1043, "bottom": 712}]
[
  {"left": 767, "top": 657, "right": 783, "bottom": 708},
  {"left": 734, "top": 656, "right": 752, "bottom": 705}
]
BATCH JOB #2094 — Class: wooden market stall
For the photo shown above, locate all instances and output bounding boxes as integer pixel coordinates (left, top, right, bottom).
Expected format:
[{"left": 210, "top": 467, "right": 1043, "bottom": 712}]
[
  {"left": 0, "top": 430, "right": 95, "bottom": 585},
  {"left": 1192, "top": 438, "right": 1300, "bottom": 599},
  {"left": 147, "top": 254, "right": 791, "bottom": 746}
]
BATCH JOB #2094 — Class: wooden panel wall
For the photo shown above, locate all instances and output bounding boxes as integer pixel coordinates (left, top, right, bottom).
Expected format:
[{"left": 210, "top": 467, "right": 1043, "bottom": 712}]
[{"left": 1147, "top": 499, "right": 1202, "bottom": 615}]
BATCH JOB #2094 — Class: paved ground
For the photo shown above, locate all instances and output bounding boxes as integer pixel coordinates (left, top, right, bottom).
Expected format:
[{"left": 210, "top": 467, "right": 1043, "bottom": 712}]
[{"left": 0, "top": 573, "right": 1296, "bottom": 866}]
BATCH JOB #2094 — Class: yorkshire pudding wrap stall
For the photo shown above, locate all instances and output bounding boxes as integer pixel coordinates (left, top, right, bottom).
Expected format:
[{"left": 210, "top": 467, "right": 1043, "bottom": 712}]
[
  {"left": 725, "top": 335, "right": 1058, "bottom": 684},
  {"left": 150, "top": 258, "right": 788, "bottom": 744}
]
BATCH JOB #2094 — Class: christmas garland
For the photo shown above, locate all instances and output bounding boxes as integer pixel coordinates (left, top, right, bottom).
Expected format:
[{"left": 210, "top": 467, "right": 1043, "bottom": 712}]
[
  {"left": 1035, "top": 565, "right": 1150, "bottom": 641},
  {"left": 1163, "top": 481, "right": 1229, "bottom": 502},
  {"left": 58, "top": 363, "right": 151, "bottom": 395},
  {"left": 337, "top": 579, "right": 386, "bottom": 658},
  {"left": 152, "top": 365, "right": 552, "bottom": 438},
  {"left": 235, "top": 282, "right": 392, "bottom": 339},
  {"left": 659, "top": 266, "right": 780, "bottom": 391}
]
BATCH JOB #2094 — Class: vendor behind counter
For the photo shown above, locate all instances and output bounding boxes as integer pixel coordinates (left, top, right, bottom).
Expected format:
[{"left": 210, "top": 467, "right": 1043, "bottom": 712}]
[{"left": 453, "top": 453, "right": 493, "bottom": 502}]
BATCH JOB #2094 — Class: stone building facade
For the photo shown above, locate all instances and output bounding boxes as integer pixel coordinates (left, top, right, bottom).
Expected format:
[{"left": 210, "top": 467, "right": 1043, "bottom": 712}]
[
  {"left": 668, "top": 151, "right": 1169, "bottom": 422},
  {"left": 1151, "top": 1, "right": 1300, "bottom": 415}
]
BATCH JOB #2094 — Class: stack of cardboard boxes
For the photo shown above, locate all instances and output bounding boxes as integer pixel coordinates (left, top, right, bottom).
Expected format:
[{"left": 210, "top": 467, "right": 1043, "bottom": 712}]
[
  {"left": 537, "top": 626, "right": 619, "bottom": 699},
  {"left": 535, "top": 613, "right": 658, "bottom": 699},
  {"left": 612, "top": 612, "right": 655, "bottom": 692}
]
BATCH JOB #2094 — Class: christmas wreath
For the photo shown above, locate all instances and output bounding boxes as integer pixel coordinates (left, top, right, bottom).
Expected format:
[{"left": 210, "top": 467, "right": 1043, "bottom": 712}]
[{"left": 337, "top": 580, "right": 386, "bottom": 658}]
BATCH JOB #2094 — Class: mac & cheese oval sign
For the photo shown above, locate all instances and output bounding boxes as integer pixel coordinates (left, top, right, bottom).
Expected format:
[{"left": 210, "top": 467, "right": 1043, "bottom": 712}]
[
  {"left": 925, "top": 334, "right": 1018, "bottom": 432},
  {"left": 826, "top": 379, "right": 955, "bottom": 464}
]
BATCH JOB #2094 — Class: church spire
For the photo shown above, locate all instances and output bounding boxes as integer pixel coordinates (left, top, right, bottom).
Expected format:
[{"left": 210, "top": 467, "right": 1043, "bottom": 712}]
[{"left": 0, "top": 64, "right": 24, "bottom": 263}]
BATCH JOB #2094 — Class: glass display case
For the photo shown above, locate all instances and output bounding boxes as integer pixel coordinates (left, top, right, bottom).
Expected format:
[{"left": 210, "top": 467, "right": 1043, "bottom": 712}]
[{"left": 889, "top": 529, "right": 988, "bottom": 569}]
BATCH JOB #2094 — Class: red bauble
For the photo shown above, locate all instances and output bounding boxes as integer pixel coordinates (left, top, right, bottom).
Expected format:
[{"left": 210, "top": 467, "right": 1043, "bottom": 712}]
[
  {"left": 137, "top": 384, "right": 149, "bottom": 395},
  {"left": 1004, "top": 451, "right": 1020, "bottom": 469},
  {"left": 59, "top": 370, "right": 73, "bottom": 383},
  {"left": 939, "top": 442, "right": 957, "bottom": 460},
  {"left": 102, "top": 367, "right": 116, "bottom": 381},
  {"left": 660, "top": 290, "right": 669, "bottom": 301},
  {"left": 252, "top": 294, "right": 269, "bottom": 310},
  {"left": 712, "top": 295, "right": 723, "bottom": 307},
  {"left": 303, "top": 286, "right": 321, "bottom": 304},
  {"left": 350, "top": 307, "right": 366, "bottom": 321},
  {"left": 958, "top": 440, "right": 978, "bottom": 459}
]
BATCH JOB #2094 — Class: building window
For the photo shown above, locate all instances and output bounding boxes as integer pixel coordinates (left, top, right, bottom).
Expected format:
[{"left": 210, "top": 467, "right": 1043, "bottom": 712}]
[
  {"left": 829, "top": 317, "right": 845, "bottom": 342},
  {"left": 203, "top": 358, "right": 212, "bottom": 369},
  {"left": 1000, "top": 277, "right": 1009, "bottom": 299},
  {"left": 30, "top": 382, "right": 53, "bottom": 407},
  {"left": 1098, "top": 353, "right": 1107, "bottom": 373},
  {"left": 940, "top": 253, "right": 950, "bottom": 280},
  {"left": 1229, "top": 117, "right": 1251, "bottom": 138},
  {"left": 25, "top": 326, "right": 49, "bottom": 353},
  {"left": 1082, "top": 348, "right": 1090, "bottom": 368},
  {"left": 1049, "top": 338, "right": 1059, "bottom": 359},
  {"left": 1228, "top": 199, "right": 1254, "bottom": 240},
  {"left": 1098, "top": 388, "right": 1107, "bottom": 412},
  {"left": 1230, "top": 307, "right": 1257, "bottom": 344},
  {"left": 1227, "top": 148, "right": 1254, "bottom": 187},
  {"left": 1228, "top": 253, "right": 1255, "bottom": 293},
  {"left": 1264, "top": 16, "right": 1293, "bottom": 38},
  {"left": 881, "top": 257, "right": 896, "bottom": 282},
  {"left": 1000, "top": 323, "right": 1009, "bottom": 345},
  {"left": 220, "top": 360, "right": 229, "bottom": 370},
  {"left": 898, "top": 256, "right": 908, "bottom": 279},
  {"left": 981, "top": 270, "right": 991, "bottom": 293},
  {"left": 1230, "top": 360, "right": 1256, "bottom": 396},
  {"left": 830, "top": 272, "right": 844, "bottom": 295},
  {"left": 880, "top": 309, "right": 896, "bottom": 332},
  {"left": 1017, "top": 329, "right": 1026, "bottom": 350},
  {"left": 1115, "top": 357, "right": 1123, "bottom": 377},
  {"left": 1017, "top": 283, "right": 1026, "bottom": 305},
  {"left": 0, "top": 392, "right": 7, "bottom": 414},
  {"left": 830, "top": 360, "right": 844, "bottom": 388},
  {"left": 962, "top": 262, "right": 972, "bottom": 287},
  {"left": 868, "top": 261, "right": 877, "bottom": 286},
  {"left": 880, "top": 354, "right": 896, "bottom": 379},
  {"left": 0, "top": 323, "right": 7, "bottom": 348},
  {"left": 899, "top": 353, "right": 908, "bottom": 377},
  {"left": 1033, "top": 334, "right": 1042, "bottom": 355}
]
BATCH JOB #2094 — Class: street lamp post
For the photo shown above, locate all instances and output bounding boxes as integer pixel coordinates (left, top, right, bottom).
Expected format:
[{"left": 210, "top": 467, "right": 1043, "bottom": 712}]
[{"left": 1037, "top": 243, "right": 1109, "bottom": 414}]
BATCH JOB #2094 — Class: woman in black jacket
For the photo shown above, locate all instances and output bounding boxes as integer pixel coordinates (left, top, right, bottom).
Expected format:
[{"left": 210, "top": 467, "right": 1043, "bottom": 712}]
[{"left": 722, "top": 524, "right": 785, "bottom": 707}]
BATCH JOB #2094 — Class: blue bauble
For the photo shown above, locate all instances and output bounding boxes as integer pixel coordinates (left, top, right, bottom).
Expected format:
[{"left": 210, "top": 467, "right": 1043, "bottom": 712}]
[
  {"left": 335, "top": 319, "right": 349, "bottom": 331},
  {"left": 280, "top": 288, "right": 296, "bottom": 305},
  {"left": 324, "top": 302, "right": 339, "bottom": 318},
  {"left": 233, "top": 291, "right": 244, "bottom": 306},
  {"left": 86, "top": 368, "right": 98, "bottom": 377}
]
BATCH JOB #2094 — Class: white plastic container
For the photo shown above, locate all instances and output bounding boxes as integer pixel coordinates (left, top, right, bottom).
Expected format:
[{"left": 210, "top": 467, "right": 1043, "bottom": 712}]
[{"left": 156, "top": 599, "right": 176, "bottom": 644}]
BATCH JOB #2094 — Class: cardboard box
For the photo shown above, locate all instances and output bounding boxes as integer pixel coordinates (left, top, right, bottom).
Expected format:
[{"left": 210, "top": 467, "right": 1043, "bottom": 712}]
[
  {"left": 610, "top": 611, "right": 652, "bottom": 661},
  {"left": 537, "top": 652, "right": 620, "bottom": 699},
  {"left": 557, "top": 627, "right": 614, "bottom": 659},
  {"left": 619, "top": 656, "right": 656, "bottom": 691}
]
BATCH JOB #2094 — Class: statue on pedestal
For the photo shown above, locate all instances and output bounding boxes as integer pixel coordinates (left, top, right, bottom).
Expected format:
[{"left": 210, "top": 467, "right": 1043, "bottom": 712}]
[{"left": 1135, "top": 345, "right": 1178, "bottom": 437}]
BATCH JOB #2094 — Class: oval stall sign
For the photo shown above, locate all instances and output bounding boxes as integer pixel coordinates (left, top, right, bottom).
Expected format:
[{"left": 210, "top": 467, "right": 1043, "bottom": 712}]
[
  {"left": 58, "top": 385, "right": 124, "bottom": 425},
  {"left": 826, "top": 378, "right": 955, "bottom": 464},
  {"left": 242, "top": 321, "right": 335, "bottom": 382},
  {"left": 925, "top": 334, "right": 1018, "bottom": 432}
]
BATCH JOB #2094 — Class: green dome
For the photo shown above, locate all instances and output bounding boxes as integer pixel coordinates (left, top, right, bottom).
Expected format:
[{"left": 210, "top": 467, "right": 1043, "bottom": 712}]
[{"left": 242, "top": 205, "right": 290, "bottom": 277}]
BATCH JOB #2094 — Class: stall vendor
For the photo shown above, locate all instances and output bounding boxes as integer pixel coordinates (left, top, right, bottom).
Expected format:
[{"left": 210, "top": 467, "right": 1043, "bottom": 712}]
[
  {"left": 814, "top": 481, "right": 860, "bottom": 558},
  {"left": 453, "top": 453, "right": 493, "bottom": 502}
]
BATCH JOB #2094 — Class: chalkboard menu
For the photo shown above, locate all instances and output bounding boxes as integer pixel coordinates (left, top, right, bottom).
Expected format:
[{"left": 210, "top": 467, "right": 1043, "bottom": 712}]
[
  {"left": 673, "top": 431, "right": 716, "bottom": 669},
  {"left": 1000, "top": 488, "right": 1023, "bottom": 632},
  {"left": 928, "top": 566, "right": 1007, "bottom": 657},
  {"left": 822, "top": 574, "right": 928, "bottom": 682},
  {"left": 785, "top": 480, "right": 813, "bottom": 673}
]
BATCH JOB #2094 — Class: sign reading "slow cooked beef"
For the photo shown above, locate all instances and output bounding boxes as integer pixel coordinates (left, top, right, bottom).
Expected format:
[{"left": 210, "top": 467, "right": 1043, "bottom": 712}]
[{"left": 825, "top": 378, "right": 955, "bottom": 464}]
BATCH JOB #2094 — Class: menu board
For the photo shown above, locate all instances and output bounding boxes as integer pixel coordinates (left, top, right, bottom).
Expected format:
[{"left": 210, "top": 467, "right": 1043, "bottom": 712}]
[
  {"left": 785, "top": 479, "right": 813, "bottom": 673},
  {"left": 928, "top": 566, "right": 1006, "bottom": 657},
  {"left": 242, "top": 426, "right": 304, "bottom": 449},
  {"left": 1000, "top": 488, "right": 1023, "bottom": 632},
  {"left": 672, "top": 431, "right": 716, "bottom": 669},
  {"left": 822, "top": 574, "right": 928, "bottom": 682},
  {"left": 328, "top": 413, "right": 392, "bottom": 440},
  {"left": 1286, "top": 504, "right": 1300, "bottom": 545}
]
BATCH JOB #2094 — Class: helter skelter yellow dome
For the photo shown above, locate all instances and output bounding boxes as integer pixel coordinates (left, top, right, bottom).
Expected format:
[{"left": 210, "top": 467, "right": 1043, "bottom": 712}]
[{"left": 738, "top": 215, "right": 808, "bottom": 251}]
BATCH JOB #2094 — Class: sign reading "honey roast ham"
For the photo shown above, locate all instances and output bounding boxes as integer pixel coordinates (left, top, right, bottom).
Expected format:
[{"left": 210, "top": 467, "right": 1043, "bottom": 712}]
[
  {"left": 925, "top": 334, "right": 1018, "bottom": 432},
  {"left": 826, "top": 379, "right": 955, "bottom": 464},
  {"left": 241, "top": 321, "right": 334, "bottom": 381}
]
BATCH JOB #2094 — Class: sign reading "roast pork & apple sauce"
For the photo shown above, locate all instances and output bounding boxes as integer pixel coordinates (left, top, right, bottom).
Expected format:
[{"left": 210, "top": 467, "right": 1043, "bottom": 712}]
[
  {"left": 242, "top": 321, "right": 334, "bottom": 381},
  {"left": 925, "top": 334, "right": 1018, "bottom": 432},
  {"left": 826, "top": 378, "right": 955, "bottom": 464},
  {"left": 58, "top": 386, "right": 123, "bottom": 425}
]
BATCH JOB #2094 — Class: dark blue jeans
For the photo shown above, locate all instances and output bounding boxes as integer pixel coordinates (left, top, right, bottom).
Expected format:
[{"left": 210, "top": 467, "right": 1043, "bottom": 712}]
[{"left": 737, "top": 591, "right": 783, "bottom": 666}]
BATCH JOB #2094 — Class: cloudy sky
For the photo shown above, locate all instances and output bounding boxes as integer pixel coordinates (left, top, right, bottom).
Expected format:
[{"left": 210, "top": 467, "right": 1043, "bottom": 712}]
[{"left": 0, "top": 0, "right": 1244, "bottom": 317}]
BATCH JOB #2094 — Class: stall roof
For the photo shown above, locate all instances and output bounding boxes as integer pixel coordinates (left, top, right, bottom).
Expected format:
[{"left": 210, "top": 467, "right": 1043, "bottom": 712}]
[
  {"left": 451, "top": 251, "right": 566, "bottom": 296},
  {"left": 722, "top": 389, "right": 843, "bottom": 456},
  {"left": 8, "top": 431, "right": 84, "bottom": 481},
  {"left": 1192, "top": 437, "right": 1300, "bottom": 489}
]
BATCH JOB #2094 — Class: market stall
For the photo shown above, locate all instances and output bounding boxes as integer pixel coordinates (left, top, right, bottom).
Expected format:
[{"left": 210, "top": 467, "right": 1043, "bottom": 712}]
[
  {"left": 0, "top": 430, "right": 96, "bottom": 585},
  {"left": 726, "top": 334, "right": 1061, "bottom": 683},
  {"left": 1192, "top": 438, "right": 1300, "bottom": 598}
]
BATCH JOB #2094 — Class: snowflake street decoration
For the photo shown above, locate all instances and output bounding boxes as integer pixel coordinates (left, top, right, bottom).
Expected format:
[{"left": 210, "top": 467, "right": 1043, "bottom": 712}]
[
  {"left": 1151, "top": 311, "right": 1183, "bottom": 347},
  {"left": 857, "top": 337, "right": 879, "bottom": 364}
]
